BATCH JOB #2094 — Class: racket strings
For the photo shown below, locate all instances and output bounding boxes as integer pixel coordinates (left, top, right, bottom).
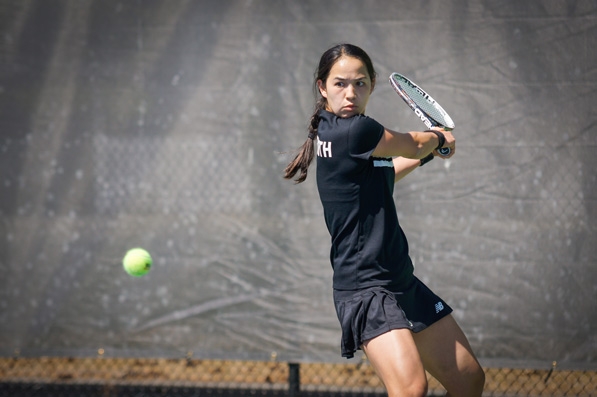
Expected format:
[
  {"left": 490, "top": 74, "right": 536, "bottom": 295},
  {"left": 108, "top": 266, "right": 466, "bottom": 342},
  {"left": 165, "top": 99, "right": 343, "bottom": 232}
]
[{"left": 400, "top": 84, "right": 449, "bottom": 125}]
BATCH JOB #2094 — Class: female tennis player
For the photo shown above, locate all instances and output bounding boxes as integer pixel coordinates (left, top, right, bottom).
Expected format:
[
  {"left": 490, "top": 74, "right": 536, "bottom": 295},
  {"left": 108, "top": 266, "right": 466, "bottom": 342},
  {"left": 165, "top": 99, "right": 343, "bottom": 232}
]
[{"left": 284, "top": 44, "right": 484, "bottom": 397}]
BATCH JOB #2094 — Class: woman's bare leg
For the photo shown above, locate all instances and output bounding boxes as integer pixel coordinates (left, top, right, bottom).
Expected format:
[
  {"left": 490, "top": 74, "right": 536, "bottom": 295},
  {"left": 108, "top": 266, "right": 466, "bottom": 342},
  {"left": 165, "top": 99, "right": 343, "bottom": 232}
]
[
  {"left": 413, "top": 314, "right": 485, "bottom": 397},
  {"left": 362, "top": 328, "right": 428, "bottom": 397}
]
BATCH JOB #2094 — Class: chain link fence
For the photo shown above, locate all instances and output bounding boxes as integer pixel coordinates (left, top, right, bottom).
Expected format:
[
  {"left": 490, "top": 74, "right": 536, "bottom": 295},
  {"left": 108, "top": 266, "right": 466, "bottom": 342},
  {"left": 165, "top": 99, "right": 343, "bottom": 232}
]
[{"left": 1, "top": 356, "right": 595, "bottom": 396}]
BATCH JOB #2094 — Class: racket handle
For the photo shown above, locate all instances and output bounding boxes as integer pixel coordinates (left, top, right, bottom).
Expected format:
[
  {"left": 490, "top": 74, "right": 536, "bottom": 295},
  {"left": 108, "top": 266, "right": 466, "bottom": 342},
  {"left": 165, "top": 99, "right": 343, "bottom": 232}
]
[{"left": 438, "top": 147, "right": 451, "bottom": 156}]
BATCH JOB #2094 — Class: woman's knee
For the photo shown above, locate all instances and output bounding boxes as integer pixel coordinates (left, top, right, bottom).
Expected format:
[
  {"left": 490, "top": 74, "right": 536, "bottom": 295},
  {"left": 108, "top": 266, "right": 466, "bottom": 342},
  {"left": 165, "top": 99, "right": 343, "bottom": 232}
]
[
  {"left": 445, "top": 364, "right": 485, "bottom": 397},
  {"left": 386, "top": 377, "right": 428, "bottom": 397},
  {"left": 470, "top": 365, "right": 486, "bottom": 395}
]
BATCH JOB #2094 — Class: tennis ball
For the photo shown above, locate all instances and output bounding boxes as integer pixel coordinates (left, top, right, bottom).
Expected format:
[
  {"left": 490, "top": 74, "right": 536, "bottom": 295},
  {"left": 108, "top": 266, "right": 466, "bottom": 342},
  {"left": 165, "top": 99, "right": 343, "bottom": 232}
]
[{"left": 122, "top": 248, "right": 152, "bottom": 277}]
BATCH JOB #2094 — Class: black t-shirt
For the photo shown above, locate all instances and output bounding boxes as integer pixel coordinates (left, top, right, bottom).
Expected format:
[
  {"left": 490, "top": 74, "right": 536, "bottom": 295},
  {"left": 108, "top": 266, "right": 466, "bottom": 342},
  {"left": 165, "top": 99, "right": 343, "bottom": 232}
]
[{"left": 316, "top": 110, "right": 414, "bottom": 291}]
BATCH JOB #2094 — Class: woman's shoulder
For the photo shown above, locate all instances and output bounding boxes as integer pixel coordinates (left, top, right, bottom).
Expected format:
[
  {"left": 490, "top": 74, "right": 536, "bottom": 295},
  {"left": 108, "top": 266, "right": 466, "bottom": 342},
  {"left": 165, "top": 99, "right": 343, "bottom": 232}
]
[
  {"left": 319, "top": 110, "right": 382, "bottom": 128},
  {"left": 350, "top": 113, "right": 382, "bottom": 129}
]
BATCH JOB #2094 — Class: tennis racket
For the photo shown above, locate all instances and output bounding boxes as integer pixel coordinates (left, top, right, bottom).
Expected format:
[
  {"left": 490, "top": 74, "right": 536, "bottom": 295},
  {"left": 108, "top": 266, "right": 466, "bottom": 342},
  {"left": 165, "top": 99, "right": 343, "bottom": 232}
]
[{"left": 389, "top": 72, "right": 455, "bottom": 155}]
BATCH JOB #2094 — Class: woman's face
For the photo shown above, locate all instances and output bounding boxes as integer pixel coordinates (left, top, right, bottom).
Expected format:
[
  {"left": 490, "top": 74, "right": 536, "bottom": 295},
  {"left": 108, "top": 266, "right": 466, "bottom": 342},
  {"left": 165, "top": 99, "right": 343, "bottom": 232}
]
[{"left": 317, "top": 55, "right": 374, "bottom": 118}]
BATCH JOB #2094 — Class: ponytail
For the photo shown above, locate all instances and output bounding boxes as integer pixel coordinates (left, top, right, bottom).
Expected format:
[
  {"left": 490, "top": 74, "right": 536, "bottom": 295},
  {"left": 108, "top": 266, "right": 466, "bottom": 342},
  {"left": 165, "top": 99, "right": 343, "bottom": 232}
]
[
  {"left": 283, "top": 98, "right": 326, "bottom": 184},
  {"left": 285, "top": 44, "right": 375, "bottom": 184}
]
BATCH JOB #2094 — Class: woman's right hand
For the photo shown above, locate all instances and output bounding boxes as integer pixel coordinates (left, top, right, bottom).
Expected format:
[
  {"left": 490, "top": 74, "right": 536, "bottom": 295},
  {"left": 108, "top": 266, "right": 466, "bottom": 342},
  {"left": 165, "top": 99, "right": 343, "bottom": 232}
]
[{"left": 429, "top": 127, "right": 455, "bottom": 158}]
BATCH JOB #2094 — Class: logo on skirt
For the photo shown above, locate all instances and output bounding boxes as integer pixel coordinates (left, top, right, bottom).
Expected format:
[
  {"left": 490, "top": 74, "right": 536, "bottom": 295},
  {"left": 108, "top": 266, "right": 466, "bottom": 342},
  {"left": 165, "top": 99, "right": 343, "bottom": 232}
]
[{"left": 434, "top": 302, "right": 445, "bottom": 313}]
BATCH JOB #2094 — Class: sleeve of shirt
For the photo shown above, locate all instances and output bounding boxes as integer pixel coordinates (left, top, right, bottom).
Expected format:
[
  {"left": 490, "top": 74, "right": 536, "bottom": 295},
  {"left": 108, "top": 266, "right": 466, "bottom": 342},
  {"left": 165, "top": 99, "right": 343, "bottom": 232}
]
[{"left": 347, "top": 115, "right": 385, "bottom": 160}]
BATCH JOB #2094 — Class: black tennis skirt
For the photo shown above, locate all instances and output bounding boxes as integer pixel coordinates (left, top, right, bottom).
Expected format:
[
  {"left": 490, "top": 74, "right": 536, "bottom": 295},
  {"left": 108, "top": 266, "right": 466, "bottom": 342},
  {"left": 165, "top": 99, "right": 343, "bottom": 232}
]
[{"left": 333, "top": 277, "right": 453, "bottom": 358}]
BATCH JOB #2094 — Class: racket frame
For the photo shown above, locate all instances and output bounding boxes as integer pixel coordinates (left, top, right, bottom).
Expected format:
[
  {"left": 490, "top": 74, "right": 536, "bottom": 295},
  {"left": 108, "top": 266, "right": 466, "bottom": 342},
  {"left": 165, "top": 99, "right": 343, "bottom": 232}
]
[{"left": 389, "top": 72, "right": 454, "bottom": 155}]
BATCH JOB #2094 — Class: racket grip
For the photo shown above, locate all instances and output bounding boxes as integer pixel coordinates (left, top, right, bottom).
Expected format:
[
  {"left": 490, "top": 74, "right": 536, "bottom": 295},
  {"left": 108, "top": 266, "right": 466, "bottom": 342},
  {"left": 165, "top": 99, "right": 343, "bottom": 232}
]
[{"left": 438, "top": 147, "right": 451, "bottom": 156}]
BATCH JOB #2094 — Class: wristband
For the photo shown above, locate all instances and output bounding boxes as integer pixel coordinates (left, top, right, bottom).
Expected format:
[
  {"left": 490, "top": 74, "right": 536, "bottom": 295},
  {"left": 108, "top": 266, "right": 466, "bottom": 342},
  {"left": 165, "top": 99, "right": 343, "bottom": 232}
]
[
  {"left": 419, "top": 152, "right": 434, "bottom": 167},
  {"left": 425, "top": 129, "right": 445, "bottom": 151}
]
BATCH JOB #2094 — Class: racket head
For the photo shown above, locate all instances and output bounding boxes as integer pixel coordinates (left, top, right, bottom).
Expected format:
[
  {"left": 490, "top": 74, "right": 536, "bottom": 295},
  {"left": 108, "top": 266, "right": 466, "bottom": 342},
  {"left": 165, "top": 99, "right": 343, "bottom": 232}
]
[{"left": 389, "top": 72, "right": 455, "bottom": 130}]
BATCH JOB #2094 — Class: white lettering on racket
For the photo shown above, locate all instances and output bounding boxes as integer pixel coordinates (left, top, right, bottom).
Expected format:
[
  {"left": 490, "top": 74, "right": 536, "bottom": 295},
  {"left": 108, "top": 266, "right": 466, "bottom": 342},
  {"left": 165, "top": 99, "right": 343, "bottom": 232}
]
[
  {"left": 415, "top": 86, "right": 433, "bottom": 104},
  {"left": 317, "top": 139, "right": 332, "bottom": 158},
  {"left": 414, "top": 108, "right": 433, "bottom": 129}
]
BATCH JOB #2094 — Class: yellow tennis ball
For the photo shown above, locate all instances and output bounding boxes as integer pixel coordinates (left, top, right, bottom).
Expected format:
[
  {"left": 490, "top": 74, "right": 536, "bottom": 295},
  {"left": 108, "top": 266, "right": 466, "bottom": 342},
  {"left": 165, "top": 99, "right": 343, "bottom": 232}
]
[{"left": 122, "top": 248, "right": 152, "bottom": 277}]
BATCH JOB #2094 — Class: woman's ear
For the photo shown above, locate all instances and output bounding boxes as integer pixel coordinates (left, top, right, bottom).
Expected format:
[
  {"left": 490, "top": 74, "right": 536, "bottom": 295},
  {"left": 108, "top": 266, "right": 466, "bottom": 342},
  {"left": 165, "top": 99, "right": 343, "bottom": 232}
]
[
  {"left": 370, "top": 78, "right": 376, "bottom": 94},
  {"left": 317, "top": 80, "right": 327, "bottom": 98}
]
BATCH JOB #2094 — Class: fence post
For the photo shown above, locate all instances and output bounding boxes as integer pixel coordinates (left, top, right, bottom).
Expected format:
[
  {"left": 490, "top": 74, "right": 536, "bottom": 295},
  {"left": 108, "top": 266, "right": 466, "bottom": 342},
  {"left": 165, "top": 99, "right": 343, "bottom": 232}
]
[{"left": 288, "top": 362, "right": 300, "bottom": 397}]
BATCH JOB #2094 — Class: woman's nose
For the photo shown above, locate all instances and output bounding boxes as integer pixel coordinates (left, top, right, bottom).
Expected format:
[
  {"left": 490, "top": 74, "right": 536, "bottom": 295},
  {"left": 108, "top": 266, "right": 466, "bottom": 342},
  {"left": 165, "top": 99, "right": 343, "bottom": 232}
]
[{"left": 346, "top": 84, "right": 356, "bottom": 98}]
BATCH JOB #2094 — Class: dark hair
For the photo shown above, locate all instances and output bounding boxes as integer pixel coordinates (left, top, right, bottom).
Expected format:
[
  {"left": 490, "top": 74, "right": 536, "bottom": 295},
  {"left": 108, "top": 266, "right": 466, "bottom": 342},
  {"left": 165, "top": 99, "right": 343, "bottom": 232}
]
[{"left": 283, "top": 44, "right": 377, "bottom": 183}]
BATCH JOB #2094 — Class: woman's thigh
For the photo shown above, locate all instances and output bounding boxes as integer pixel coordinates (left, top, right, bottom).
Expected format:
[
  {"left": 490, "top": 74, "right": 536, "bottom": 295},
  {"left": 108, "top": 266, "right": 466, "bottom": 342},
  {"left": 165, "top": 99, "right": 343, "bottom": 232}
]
[
  {"left": 412, "top": 314, "right": 485, "bottom": 396},
  {"left": 362, "top": 329, "right": 428, "bottom": 397}
]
